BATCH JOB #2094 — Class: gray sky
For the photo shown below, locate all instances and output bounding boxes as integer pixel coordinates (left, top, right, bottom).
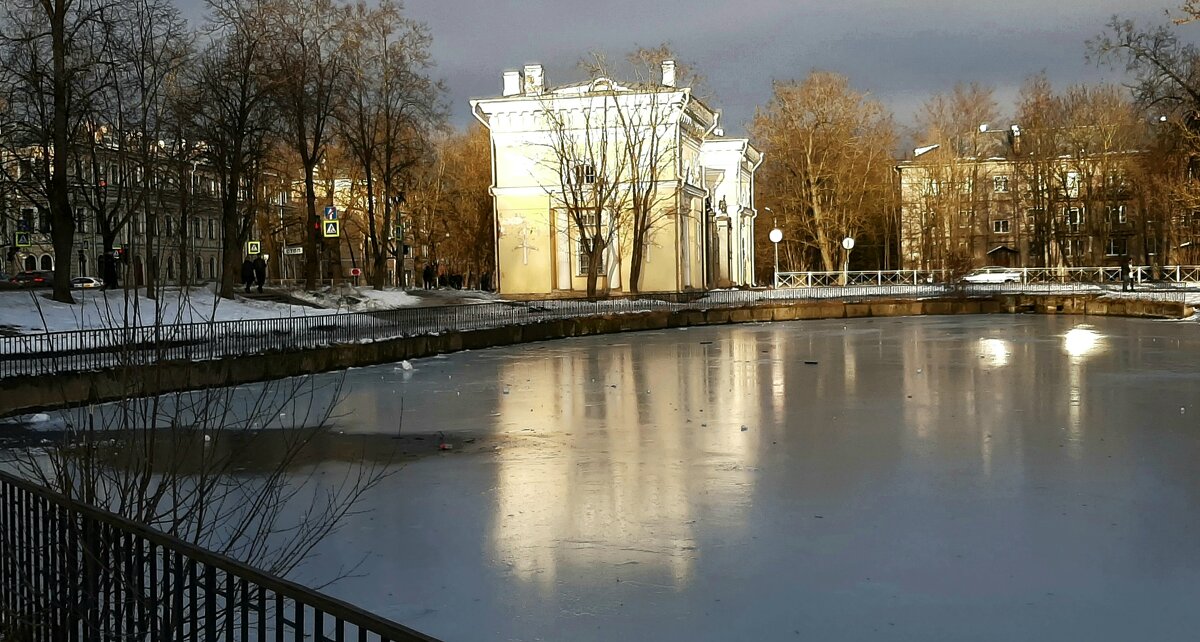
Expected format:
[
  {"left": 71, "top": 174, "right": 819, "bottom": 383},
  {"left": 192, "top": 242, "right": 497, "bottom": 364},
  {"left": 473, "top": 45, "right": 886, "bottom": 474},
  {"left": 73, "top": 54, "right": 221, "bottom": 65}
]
[{"left": 181, "top": 0, "right": 1177, "bottom": 140}]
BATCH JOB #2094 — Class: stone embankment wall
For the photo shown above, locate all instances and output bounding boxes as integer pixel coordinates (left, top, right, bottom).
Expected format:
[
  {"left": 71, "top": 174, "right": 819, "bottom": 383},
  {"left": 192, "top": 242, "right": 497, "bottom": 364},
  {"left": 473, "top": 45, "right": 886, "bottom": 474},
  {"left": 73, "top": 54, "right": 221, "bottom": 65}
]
[{"left": 1, "top": 294, "right": 1191, "bottom": 417}]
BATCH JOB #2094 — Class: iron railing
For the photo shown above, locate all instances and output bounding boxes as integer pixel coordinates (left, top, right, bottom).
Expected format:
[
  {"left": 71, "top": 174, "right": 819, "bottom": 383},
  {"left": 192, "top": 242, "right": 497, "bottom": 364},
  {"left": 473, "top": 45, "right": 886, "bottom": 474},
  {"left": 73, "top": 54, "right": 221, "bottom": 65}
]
[
  {"left": 776, "top": 265, "right": 1200, "bottom": 288},
  {"left": 0, "top": 470, "right": 440, "bottom": 642},
  {"left": 0, "top": 282, "right": 1193, "bottom": 380}
]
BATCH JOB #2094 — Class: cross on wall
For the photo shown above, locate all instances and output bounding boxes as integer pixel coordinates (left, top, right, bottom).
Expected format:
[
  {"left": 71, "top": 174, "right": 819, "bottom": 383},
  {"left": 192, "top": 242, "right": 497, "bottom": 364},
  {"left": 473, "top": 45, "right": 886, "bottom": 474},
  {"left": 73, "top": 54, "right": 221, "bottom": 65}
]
[{"left": 515, "top": 227, "right": 537, "bottom": 265}]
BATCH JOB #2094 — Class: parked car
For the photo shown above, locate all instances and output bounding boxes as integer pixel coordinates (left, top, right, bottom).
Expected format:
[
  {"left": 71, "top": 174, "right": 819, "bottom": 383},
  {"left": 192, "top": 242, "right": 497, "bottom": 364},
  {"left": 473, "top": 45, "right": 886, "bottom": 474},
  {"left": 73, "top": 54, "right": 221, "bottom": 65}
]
[
  {"left": 71, "top": 276, "right": 104, "bottom": 289},
  {"left": 961, "top": 266, "right": 1022, "bottom": 284},
  {"left": 8, "top": 271, "right": 53, "bottom": 287}
]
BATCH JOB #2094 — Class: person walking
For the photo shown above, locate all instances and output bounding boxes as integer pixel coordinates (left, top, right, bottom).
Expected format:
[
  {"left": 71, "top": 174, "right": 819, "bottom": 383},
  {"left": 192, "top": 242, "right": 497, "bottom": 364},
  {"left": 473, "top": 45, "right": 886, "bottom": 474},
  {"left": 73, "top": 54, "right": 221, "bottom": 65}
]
[
  {"left": 253, "top": 255, "right": 267, "bottom": 294},
  {"left": 1122, "top": 255, "right": 1134, "bottom": 292},
  {"left": 241, "top": 258, "right": 255, "bottom": 293},
  {"left": 422, "top": 263, "right": 434, "bottom": 290}
]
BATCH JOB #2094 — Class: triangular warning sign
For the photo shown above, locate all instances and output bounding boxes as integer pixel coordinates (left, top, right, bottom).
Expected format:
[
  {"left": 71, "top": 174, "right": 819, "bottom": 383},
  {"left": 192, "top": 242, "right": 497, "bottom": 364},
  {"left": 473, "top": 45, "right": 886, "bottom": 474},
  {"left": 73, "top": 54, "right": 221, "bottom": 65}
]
[{"left": 323, "top": 221, "right": 340, "bottom": 237}]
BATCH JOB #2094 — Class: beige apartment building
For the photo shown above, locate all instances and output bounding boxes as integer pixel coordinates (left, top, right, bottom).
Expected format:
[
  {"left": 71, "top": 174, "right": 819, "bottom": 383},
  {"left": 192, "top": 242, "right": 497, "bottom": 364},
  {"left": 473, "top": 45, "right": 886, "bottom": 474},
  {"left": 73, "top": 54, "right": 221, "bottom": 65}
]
[{"left": 897, "top": 133, "right": 1200, "bottom": 272}]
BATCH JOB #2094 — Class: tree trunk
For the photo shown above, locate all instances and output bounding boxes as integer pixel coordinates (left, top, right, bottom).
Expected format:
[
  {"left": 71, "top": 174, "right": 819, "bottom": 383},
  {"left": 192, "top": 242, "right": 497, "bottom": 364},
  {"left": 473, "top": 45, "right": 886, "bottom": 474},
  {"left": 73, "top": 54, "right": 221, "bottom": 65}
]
[
  {"left": 629, "top": 231, "right": 645, "bottom": 293},
  {"left": 49, "top": 0, "right": 75, "bottom": 304},
  {"left": 303, "top": 162, "right": 321, "bottom": 289},
  {"left": 221, "top": 202, "right": 241, "bottom": 299}
]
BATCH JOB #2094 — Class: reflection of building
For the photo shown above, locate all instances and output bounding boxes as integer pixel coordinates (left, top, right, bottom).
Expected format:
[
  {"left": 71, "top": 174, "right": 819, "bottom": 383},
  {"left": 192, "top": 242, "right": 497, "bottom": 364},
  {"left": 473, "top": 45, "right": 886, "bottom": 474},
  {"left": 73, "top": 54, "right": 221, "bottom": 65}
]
[
  {"left": 470, "top": 62, "right": 762, "bottom": 297},
  {"left": 488, "top": 338, "right": 760, "bottom": 591},
  {"left": 897, "top": 133, "right": 1200, "bottom": 270}
]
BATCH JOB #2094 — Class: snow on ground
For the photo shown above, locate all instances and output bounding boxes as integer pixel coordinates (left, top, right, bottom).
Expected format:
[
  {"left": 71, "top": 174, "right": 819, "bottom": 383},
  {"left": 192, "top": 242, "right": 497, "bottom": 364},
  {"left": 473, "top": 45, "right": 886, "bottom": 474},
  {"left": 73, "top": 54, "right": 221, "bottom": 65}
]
[
  {"left": 289, "top": 285, "right": 497, "bottom": 311},
  {"left": 0, "top": 286, "right": 334, "bottom": 334}
]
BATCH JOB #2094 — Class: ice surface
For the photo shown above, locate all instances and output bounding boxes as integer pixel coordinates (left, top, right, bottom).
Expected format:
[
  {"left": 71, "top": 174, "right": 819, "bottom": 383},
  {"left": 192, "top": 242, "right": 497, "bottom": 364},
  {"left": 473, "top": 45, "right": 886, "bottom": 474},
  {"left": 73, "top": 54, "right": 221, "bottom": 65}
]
[
  {"left": 277, "top": 315, "right": 1200, "bottom": 641},
  {"left": 12, "top": 314, "right": 1200, "bottom": 641}
]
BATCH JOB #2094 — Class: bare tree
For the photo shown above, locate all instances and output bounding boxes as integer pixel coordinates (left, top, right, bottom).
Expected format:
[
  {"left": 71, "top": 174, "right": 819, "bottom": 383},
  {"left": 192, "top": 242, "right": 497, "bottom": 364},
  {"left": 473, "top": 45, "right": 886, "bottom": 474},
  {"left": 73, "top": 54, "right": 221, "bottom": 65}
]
[
  {"left": 587, "top": 47, "right": 692, "bottom": 293},
  {"left": 751, "top": 72, "right": 896, "bottom": 273},
  {"left": 264, "top": 0, "right": 349, "bottom": 290},
  {"left": 185, "top": 0, "right": 276, "bottom": 298},
  {"left": 906, "top": 82, "right": 1001, "bottom": 273},
  {"left": 538, "top": 84, "right": 632, "bottom": 298},
  {"left": 336, "top": 0, "right": 442, "bottom": 290},
  {"left": 438, "top": 125, "right": 495, "bottom": 288},
  {"left": 0, "top": 0, "right": 106, "bottom": 303}
]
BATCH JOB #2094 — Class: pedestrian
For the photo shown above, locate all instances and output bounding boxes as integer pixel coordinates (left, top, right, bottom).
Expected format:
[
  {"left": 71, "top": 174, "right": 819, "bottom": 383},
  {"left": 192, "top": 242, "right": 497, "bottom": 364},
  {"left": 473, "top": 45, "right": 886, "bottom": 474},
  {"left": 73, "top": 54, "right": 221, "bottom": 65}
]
[
  {"left": 1122, "top": 256, "right": 1134, "bottom": 292},
  {"left": 422, "top": 263, "right": 434, "bottom": 290},
  {"left": 241, "top": 258, "right": 254, "bottom": 293},
  {"left": 253, "top": 255, "right": 267, "bottom": 294}
]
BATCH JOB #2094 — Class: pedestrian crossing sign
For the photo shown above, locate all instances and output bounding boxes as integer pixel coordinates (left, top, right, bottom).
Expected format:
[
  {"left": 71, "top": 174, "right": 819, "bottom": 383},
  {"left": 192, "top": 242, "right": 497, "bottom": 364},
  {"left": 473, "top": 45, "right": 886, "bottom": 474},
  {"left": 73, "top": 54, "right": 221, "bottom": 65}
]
[
  {"left": 14, "top": 232, "right": 31, "bottom": 247},
  {"left": 246, "top": 240, "right": 261, "bottom": 254},
  {"left": 323, "top": 220, "right": 340, "bottom": 238}
]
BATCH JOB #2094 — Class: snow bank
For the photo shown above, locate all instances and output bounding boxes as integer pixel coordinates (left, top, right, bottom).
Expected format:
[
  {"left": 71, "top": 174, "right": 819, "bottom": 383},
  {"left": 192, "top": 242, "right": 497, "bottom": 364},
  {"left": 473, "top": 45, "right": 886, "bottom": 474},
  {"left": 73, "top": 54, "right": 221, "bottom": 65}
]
[{"left": 0, "top": 286, "right": 333, "bottom": 334}]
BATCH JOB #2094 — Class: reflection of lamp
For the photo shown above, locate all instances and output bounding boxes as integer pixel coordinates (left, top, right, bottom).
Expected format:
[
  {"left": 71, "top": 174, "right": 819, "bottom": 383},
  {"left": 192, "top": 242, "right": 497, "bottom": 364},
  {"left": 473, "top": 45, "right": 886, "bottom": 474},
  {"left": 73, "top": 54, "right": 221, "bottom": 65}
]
[
  {"left": 1064, "top": 326, "right": 1102, "bottom": 358},
  {"left": 978, "top": 338, "right": 1011, "bottom": 367}
]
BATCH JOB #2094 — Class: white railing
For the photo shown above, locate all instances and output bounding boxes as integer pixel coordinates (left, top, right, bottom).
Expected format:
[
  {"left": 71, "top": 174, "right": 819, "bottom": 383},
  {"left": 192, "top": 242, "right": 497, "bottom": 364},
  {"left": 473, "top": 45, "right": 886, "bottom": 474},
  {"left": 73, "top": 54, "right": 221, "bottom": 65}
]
[{"left": 775, "top": 266, "right": 1200, "bottom": 288}]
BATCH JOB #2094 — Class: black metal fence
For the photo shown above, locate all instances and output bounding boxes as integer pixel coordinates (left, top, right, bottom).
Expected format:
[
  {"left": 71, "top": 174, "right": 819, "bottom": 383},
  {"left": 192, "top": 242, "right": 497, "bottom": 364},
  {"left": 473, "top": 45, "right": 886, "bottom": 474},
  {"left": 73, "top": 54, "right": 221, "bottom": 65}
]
[
  {"left": 0, "top": 470, "right": 440, "bottom": 642},
  {"left": 0, "top": 283, "right": 1192, "bottom": 379}
]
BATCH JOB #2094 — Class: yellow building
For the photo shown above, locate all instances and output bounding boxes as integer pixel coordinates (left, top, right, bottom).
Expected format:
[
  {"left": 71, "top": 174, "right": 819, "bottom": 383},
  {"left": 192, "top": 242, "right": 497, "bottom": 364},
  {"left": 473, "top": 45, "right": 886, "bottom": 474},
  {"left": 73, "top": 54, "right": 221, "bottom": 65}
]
[{"left": 470, "top": 62, "right": 762, "bottom": 297}]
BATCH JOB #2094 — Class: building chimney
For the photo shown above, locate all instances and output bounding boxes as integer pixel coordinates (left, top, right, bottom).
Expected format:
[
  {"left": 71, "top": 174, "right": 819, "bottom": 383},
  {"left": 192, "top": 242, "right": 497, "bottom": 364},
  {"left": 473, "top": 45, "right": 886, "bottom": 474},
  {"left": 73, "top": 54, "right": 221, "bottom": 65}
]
[
  {"left": 502, "top": 70, "right": 520, "bottom": 97},
  {"left": 522, "top": 64, "right": 545, "bottom": 95},
  {"left": 661, "top": 60, "right": 676, "bottom": 87}
]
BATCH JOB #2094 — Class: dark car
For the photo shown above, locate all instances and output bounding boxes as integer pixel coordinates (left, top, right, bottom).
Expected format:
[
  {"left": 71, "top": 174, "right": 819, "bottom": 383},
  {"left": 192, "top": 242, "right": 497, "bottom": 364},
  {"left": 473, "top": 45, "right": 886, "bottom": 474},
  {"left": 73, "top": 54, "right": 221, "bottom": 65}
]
[{"left": 8, "top": 271, "right": 53, "bottom": 287}]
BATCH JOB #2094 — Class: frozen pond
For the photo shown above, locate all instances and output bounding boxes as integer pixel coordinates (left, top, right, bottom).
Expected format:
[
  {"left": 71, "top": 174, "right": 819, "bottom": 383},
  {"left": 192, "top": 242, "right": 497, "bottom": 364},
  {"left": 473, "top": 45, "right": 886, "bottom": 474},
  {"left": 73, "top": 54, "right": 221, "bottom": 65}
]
[
  {"left": 10, "top": 314, "right": 1200, "bottom": 641},
  {"left": 275, "top": 314, "right": 1200, "bottom": 641}
]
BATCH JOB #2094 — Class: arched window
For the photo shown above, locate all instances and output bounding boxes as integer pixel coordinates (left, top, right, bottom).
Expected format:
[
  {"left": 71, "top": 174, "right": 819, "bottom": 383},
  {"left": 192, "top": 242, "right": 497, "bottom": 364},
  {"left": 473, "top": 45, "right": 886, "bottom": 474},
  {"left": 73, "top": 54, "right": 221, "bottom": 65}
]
[
  {"left": 39, "top": 254, "right": 53, "bottom": 271},
  {"left": 195, "top": 258, "right": 202, "bottom": 282},
  {"left": 166, "top": 257, "right": 175, "bottom": 281},
  {"left": 24, "top": 256, "right": 36, "bottom": 271}
]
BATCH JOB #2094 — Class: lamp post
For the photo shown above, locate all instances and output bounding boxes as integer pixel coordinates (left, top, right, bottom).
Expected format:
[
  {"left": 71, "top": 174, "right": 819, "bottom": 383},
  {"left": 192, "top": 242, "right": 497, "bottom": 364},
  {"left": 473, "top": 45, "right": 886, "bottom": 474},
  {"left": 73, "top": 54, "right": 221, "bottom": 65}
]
[
  {"left": 841, "top": 236, "right": 855, "bottom": 286},
  {"left": 766, "top": 208, "right": 782, "bottom": 288}
]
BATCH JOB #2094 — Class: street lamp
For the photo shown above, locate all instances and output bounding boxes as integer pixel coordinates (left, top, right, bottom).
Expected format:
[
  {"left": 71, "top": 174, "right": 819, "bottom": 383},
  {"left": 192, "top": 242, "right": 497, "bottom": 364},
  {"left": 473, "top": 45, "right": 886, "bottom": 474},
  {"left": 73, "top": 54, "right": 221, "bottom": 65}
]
[
  {"left": 841, "top": 236, "right": 855, "bottom": 286},
  {"left": 765, "top": 207, "right": 782, "bottom": 288}
]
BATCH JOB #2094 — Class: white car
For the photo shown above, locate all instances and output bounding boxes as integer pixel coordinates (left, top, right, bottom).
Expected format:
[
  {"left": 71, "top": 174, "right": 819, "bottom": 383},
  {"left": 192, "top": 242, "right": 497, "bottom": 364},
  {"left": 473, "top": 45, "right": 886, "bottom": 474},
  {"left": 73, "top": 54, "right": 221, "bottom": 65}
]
[
  {"left": 961, "top": 267, "right": 1022, "bottom": 284},
  {"left": 71, "top": 276, "right": 104, "bottom": 289}
]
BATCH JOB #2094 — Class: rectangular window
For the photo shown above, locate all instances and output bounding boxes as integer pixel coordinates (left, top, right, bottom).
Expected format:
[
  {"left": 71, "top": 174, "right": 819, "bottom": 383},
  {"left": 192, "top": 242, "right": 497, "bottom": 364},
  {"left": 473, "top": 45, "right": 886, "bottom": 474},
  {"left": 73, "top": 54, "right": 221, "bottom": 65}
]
[
  {"left": 1065, "top": 171, "right": 1081, "bottom": 198},
  {"left": 1107, "top": 205, "right": 1127, "bottom": 225},
  {"left": 958, "top": 210, "right": 972, "bottom": 228},
  {"left": 576, "top": 210, "right": 605, "bottom": 275},
  {"left": 1064, "top": 207, "right": 1083, "bottom": 232},
  {"left": 958, "top": 178, "right": 973, "bottom": 194},
  {"left": 992, "top": 219, "right": 1010, "bottom": 234},
  {"left": 193, "top": 219, "right": 201, "bottom": 239},
  {"left": 1146, "top": 235, "right": 1160, "bottom": 256},
  {"left": 165, "top": 217, "right": 174, "bottom": 236},
  {"left": 570, "top": 163, "right": 596, "bottom": 185},
  {"left": 1106, "top": 237, "right": 1127, "bottom": 256},
  {"left": 993, "top": 175, "right": 1010, "bottom": 193},
  {"left": 208, "top": 220, "right": 216, "bottom": 240},
  {"left": 1064, "top": 237, "right": 1090, "bottom": 258}
]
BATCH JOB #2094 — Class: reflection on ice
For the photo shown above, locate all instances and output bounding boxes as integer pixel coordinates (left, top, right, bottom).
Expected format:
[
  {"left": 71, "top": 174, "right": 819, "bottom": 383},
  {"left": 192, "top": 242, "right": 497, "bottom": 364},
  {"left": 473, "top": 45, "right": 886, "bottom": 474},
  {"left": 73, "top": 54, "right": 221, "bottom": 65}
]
[
  {"left": 1064, "top": 325, "right": 1104, "bottom": 359},
  {"left": 978, "top": 337, "right": 1011, "bottom": 367},
  {"left": 10, "top": 315, "right": 1200, "bottom": 642},
  {"left": 488, "top": 338, "right": 763, "bottom": 592}
]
